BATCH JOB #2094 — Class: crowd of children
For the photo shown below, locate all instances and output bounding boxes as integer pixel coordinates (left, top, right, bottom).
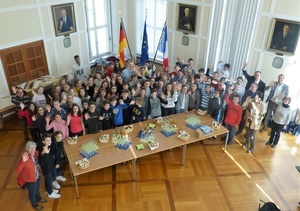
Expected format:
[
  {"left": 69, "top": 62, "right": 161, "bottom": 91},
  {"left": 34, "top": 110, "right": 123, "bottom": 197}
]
[{"left": 14, "top": 56, "right": 294, "bottom": 209}]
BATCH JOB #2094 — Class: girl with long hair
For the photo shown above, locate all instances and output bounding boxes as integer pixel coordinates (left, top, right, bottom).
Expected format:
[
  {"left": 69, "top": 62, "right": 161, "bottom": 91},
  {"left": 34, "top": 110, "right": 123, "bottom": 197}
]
[
  {"left": 18, "top": 102, "right": 40, "bottom": 142},
  {"left": 66, "top": 103, "right": 85, "bottom": 137}
]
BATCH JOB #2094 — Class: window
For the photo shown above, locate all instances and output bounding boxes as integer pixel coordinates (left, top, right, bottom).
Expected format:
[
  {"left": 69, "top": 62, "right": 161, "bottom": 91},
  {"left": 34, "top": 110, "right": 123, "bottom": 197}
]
[
  {"left": 85, "top": 0, "right": 112, "bottom": 59},
  {"left": 135, "top": 0, "right": 167, "bottom": 61}
]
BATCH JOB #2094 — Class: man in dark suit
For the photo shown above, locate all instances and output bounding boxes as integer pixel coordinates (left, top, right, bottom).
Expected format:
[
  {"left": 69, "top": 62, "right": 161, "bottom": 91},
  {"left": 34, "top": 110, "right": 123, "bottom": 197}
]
[
  {"left": 271, "top": 24, "right": 292, "bottom": 52},
  {"left": 242, "top": 62, "right": 266, "bottom": 98},
  {"left": 260, "top": 74, "right": 289, "bottom": 132},
  {"left": 57, "top": 9, "right": 74, "bottom": 33}
]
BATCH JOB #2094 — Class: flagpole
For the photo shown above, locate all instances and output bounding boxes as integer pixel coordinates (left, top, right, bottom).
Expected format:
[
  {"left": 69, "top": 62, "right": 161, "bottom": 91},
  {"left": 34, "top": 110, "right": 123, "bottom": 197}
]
[
  {"left": 120, "top": 16, "right": 133, "bottom": 61},
  {"left": 153, "top": 20, "right": 167, "bottom": 62}
]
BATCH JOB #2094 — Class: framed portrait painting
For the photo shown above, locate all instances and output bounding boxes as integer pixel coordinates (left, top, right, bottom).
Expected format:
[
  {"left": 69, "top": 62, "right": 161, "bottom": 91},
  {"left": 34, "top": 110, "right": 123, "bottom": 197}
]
[
  {"left": 52, "top": 3, "right": 76, "bottom": 37},
  {"left": 177, "top": 4, "right": 197, "bottom": 34},
  {"left": 267, "top": 18, "right": 300, "bottom": 55}
]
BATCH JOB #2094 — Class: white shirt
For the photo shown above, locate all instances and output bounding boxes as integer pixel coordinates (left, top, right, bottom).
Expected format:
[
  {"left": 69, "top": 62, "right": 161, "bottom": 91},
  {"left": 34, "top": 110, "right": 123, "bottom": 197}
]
[
  {"left": 73, "top": 62, "right": 88, "bottom": 84},
  {"left": 273, "top": 84, "right": 283, "bottom": 104}
]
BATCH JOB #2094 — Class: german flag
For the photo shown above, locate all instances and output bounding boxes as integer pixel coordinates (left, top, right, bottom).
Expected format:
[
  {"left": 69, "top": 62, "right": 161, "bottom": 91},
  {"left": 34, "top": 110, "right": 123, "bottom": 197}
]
[{"left": 118, "top": 21, "right": 128, "bottom": 68}]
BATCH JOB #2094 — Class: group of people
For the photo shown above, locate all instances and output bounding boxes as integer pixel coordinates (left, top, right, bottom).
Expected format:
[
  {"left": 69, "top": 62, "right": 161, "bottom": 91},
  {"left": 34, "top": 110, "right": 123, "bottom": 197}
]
[
  {"left": 13, "top": 55, "right": 292, "bottom": 209},
  {"left": 16, "top": 133, "right": 65, "bottom": 210}
]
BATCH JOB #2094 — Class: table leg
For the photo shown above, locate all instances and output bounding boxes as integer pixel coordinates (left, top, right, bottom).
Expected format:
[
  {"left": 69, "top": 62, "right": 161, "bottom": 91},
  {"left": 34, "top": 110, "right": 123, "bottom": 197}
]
[
  {"left": 74, "top": 175, "right": 79, "bottom": 199},
  {"left": 69, "top": 161, "right": 74, "bottom": 180},
  {"left": 224, "top": 132, "right": 229, "bottom": 152},
  {"left": 132, "top": 159, "right": 137, "bottom": 181},
  {"left": 181, "top": 144, "right": 187, "bottom": 166}
]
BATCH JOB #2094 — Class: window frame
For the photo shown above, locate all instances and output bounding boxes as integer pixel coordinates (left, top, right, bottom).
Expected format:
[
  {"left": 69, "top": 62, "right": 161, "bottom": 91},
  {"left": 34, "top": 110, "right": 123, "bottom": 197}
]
[{"left": 85, "top": 0, "right": 113, "bottom": 60}]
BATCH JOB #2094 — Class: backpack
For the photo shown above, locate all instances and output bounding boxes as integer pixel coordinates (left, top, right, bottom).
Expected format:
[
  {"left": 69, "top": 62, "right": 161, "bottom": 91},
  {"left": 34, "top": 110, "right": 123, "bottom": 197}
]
[{"left": 259, "top": 200, "right": 280, "bottom": 211}]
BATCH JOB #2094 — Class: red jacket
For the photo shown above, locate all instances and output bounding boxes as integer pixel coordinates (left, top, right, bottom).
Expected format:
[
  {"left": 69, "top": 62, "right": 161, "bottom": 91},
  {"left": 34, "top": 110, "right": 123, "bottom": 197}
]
[
  {"left": 224, "top": 94, "right": 242, "bottom": 126},
  {"left": 15, "top": 151, "right": 40, "bottom": 187},
  {"left": 18, "top": 109, "right": 34, "bottom": 127}
]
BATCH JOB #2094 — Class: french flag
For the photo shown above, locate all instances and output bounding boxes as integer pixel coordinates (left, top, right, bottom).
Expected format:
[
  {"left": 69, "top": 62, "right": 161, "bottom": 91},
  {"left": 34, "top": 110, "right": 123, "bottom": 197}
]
[{"left": 158, "top": 24, "right": 168, "bottom": 69}]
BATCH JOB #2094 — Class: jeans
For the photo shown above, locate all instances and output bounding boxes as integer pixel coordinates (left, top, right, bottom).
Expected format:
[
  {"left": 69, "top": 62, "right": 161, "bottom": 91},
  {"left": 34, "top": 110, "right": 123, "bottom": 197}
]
[
  {"left": 237, "top": 110, "right": 246, "bottom": 133},
  {"left": 25, "top": 176, "right": 41, "bottom": 207},
  {"left": 44, "top": 173, "right": 53, "bottom": 195},
  {"left": 176, "top": 109, "right": 185, "bottom": 114},
  {"left": 224, "top": 123, "right": 236, "bottom": 144},
  {"left": 51, "top": 155, "right": 62, "bottom": 181}
]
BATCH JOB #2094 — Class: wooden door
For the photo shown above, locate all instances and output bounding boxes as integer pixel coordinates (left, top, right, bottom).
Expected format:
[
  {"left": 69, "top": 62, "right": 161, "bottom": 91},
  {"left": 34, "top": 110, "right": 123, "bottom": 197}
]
[{"left": 0, "top": 40, "right": 49, "bottom": 93}]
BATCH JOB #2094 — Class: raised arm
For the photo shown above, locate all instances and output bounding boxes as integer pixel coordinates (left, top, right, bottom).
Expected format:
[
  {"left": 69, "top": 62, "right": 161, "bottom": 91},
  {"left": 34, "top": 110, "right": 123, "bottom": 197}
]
[{"left": 242, "top": 62, "right": 251, "bottom": 80}]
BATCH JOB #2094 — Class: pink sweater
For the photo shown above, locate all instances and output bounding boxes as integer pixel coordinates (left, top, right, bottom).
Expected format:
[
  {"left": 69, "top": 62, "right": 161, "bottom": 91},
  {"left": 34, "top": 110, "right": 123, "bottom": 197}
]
[{"left": 46, "top": 119, "right": 69, "bottom": 138}]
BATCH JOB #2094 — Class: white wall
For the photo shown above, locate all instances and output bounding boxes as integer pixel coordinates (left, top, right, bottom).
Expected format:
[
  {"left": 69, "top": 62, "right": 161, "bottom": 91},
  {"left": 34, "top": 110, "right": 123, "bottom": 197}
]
[
  {"left": 0, "top": 0, "right": 89, "bottom": 98},
  {"left": 166, "top": 0, "right": 213, "bottom": 69}
]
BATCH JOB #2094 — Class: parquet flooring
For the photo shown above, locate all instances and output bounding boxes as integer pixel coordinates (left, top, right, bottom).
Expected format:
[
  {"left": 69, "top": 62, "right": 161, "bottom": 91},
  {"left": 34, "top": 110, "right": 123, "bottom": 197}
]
[{"left": 0, "top": 120, "right": 299, "bottom": 211}]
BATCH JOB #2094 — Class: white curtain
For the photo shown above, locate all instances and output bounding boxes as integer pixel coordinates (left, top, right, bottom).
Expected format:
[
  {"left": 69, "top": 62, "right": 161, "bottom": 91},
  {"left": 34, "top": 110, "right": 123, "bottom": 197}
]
[
  {"left": 208, "top": 0, "right": 260, "bottom": 78},
  {"left": 206, "top": 0, "right": 227, "bottom": 69}
]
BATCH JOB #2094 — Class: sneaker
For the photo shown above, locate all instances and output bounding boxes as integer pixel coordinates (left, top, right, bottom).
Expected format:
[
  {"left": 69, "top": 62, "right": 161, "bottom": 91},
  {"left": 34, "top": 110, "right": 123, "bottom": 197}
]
[
  {"left": 260, "top": 127, "right": 266, "bottom": 133},
  {"left": 212, "top": 136, "right": 217, "bottom": 139},
  {"left": 39, "top": 198, "right": 47, "bottom": 203},
  {"left": 47, "top": 192, "right": 60, "bottom": 199},
  {"left": 265, "top": 141, "right": 272, "bottom": 145},
  {"left": 46, "top": 189, "right": 59, "bottom": 195},
  {"left": 33, "top": 205, "right": 43, "bottom": 210},
  {"left": 52, "top": 181, "right": 61, "bottom": 189},
  {"left": 235, "top": 131, "right": 241, "bottom": 136},
  {"left": 271, "top": 144, "right": 276, "bottom": 148},
  {"left": 246, "top": 149, "right": 252, "bottom": 153},
  {"left": 56, "top": 176, "right": 66, "bottom": 182}
]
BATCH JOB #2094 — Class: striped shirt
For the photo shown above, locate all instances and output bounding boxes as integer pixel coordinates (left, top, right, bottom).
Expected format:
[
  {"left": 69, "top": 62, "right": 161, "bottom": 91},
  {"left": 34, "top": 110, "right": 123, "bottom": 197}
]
[{"left": 11, "top": 94, "right": 31, "bottom": 111}]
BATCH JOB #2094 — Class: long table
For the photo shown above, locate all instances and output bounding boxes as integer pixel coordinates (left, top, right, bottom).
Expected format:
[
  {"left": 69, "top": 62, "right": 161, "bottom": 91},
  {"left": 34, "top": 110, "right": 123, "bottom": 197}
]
[{"left": 64, "top": 111, "right": 229, "bottom": 198}]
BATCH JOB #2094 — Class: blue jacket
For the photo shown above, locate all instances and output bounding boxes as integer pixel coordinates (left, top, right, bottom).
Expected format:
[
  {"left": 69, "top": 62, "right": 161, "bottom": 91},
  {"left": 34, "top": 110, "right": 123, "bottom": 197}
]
[{"left": 110, "top": 103, "right": 128, "bottom": 126}]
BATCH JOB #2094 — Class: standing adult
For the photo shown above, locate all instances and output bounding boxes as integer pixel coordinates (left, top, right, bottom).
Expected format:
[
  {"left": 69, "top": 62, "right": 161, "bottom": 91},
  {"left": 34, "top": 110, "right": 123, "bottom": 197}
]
[
  {"left": 260, "top": 74, "right": 289, "bottom": 132},
  {"left": 11, "top": 86, "right": 31, "bottom": 142},
  {"left": 73, "top": 55, "right": 88, "bottom": 85},
  {"left": 57, "top": 8, "right": 74, "bottom": 33},
  {"left": 121, "top": 60, "right": 138, "bottom": 82},
  {"left": 16, "top": 141, "right": 47, "bottom": 210},
  {"left": 242, "top": 92, "right": 266, "bottom": 153},
  {"left": 266, "top": 97, "right": 291, "bottom": 148},
  {"left": 242, "top": 62, "right": 266, "bottom": 94}
]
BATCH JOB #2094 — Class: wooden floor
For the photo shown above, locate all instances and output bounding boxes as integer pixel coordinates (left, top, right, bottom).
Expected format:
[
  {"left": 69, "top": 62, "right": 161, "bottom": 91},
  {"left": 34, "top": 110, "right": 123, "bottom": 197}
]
[{"left": 0, "top": 119, "right": 299, "bottom": 211}]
